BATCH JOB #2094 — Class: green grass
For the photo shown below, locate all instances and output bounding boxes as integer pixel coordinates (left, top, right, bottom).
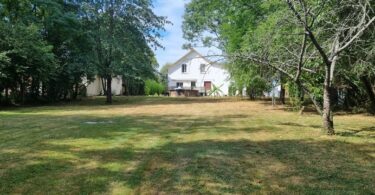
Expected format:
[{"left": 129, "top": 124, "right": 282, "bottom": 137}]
[{"left": 0, "top": 96, "right": 374, "bottom": 194}]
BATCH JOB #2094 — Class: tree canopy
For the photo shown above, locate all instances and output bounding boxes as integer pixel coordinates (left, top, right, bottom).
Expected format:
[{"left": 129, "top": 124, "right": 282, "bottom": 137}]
[
  {"left": 0, "top": 0, "right": 167, "bottom": 104},
  {"left": 183, "top": 0, "right": 375, "bottom": 134}
]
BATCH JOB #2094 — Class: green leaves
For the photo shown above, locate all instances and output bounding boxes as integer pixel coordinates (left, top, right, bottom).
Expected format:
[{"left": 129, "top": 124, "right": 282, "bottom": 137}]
[
  {"left": 0, "top": 21, "right": 55, "bottom": 79},
  {"left": 81, "top": 0, "right": 167, "bottom": 102},
  {"left": 208, "top": 84, "right": 224, "bottom": 97},
  {"left": 144, "top": 79, "right": 164, "bottom": 96},
  {"left": 0, "top": 0, "right": 168, "bottom": 103}
]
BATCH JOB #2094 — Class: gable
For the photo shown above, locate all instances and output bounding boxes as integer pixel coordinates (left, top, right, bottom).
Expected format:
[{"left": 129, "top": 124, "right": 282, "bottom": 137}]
[{"left": 168, "top": 48, "right": 221, "bottom": 74}]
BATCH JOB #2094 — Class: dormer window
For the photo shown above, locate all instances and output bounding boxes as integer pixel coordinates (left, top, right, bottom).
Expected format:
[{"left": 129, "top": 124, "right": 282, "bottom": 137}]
[
  {"left": 182, "top": 64, "right": 187, "bottom": 73},
  {"left": 200, "top": 64, "right": 206, "bottom": 73}
]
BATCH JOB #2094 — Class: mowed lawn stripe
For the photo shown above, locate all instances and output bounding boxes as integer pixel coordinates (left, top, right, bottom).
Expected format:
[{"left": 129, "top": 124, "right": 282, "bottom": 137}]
[{"left": 0, "top": 97, "right": 374, "bottom": 194}]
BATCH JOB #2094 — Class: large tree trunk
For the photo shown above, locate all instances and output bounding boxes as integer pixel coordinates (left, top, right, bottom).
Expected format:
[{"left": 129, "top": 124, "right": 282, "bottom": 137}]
[
  {"left": 100, "top": 77, "right": 107, "bottom": 95},
  {"left": 360, "top": 76, "right": 375, "bottom": 113},
  {"left": 106, "top": 0, "right": 115, "bottom": 104},
  {"left": 106, "top": 76, "right": 112, "bottom": 104},
  {"left": 322, "top": 65, "right": 334, "bottom": 135}
]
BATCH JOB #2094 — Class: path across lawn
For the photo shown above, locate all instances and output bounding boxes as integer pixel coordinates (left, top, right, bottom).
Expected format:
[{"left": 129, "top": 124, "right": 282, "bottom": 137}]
[{"left": 0, "top": 97, "right": 374, "bottom": 194}]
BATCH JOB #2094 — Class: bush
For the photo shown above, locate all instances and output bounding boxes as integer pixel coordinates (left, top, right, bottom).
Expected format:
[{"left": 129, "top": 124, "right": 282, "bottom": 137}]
[
  {"left": 144, "top": 80, "right": 165, "bottom": 96},
  {"left": 286, "top": 82, "right": 303, "bottom": 109},
  {"left": 247, "top": 76, "right": 270, "bottom": 99},
  {"left": 228, "top": 82, "right": 238, "bottom": 96}
]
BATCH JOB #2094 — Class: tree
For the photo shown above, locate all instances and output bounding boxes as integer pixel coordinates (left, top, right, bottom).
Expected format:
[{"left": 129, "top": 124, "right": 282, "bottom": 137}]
[
  {"left": 0, "top": 0, "right": 167, "bottom": 105},
  {"left": 159, "top": 62, "right": 173, "bottom": 91},
  {"left": 160, "top": 62, "right": 173, "bottom": 76},
  {"left": 285, "top": 0, "right": 375, "bottom": 134},
  {"left": 0, "top": 21, "right": 55, "bottom": 104},
  {"left": 183, "top": 0, "right": 375, "bottom": 135},
  {"left": 40, "top": 0, "right": 96, "bottom": 101},
  {"left": 82, "top": 0, "right": 167, "bottom": 103},
  {"left": 0, "top": 0, "right": 97, "bottom": 104}
]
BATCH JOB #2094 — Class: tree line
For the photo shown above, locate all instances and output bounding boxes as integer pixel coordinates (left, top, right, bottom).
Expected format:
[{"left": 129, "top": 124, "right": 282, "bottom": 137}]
[
  {"left": 0, "top": 0, "right": 167, "bottom": 105},
  {"left": 183, "top": 0, "right": 375, "bottom": 134}
]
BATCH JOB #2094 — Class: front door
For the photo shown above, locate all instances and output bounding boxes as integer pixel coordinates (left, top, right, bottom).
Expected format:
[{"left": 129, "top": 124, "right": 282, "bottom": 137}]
[{"left": 204, "top": 81, "right": 212, "bottom": 90}]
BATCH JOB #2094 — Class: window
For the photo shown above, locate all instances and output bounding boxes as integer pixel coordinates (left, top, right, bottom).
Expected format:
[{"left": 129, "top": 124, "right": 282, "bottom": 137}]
[
  {"left": 191, "top": 81, "right": 196, "bottom": 88},
  {"left": 182, "top": 64, "right": 187, "bottom": 73},
  {"left": 176, "top": 82, "right": 183, "bottom": 88},
  {"left": 200, "top": 64, "right": 206, "bottom": 73}
]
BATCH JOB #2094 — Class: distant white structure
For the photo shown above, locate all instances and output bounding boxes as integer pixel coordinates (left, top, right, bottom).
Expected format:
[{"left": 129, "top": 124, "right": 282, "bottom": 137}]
[
  {"left": 84, "top": 76, "right": 123, "bottom": 96},
  {"left": 167, "top": 48, "right": 230, "bottom": 96},
  {"left": 264, "top": 81, "right": 281, "bottom": 98},
  {"left": 236, "top": 85, "right": 281, "bottom": 98}
]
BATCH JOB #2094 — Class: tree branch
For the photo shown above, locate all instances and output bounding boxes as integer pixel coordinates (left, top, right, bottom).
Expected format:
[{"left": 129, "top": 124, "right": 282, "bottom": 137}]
[
  {"left": 234, "top": 52, "right": 323, "bottom": 114},
  {"left": 286, "top": 0, "right": 331, "bottom": 66},
  {"left": 336, "top": 16, "right": 375, "bottom": 55},
  {"left": 295, "top": 32, "right": 308, "bottom": 81}
]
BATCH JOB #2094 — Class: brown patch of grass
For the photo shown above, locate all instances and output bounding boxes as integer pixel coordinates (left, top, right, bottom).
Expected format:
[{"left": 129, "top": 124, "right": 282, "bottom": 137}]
[{"left": 0, "top": 96, "right": 374, "bottom": 194}]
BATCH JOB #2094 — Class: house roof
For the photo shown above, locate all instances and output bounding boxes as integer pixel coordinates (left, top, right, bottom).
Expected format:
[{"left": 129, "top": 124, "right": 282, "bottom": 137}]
[
  {"left": 170, "top": 48, "right": 217, "bottom": 69},
  {"left": 170, "top": 78, "right": 198, "bottom": 81}
]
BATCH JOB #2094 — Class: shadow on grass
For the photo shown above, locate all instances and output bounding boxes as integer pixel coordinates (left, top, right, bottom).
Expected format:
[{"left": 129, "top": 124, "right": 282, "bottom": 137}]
[
  {"left": 1, "top": 139, "right": 374, "bottom": 194},
  {"left": 126, "top": 139, "right": 375, "bottom": 194},
  {"left": 0, "top": 104, "right": 374, "bottom": 194},
  {"left": 255, "top": 100, "right": 320, "bottom": 115},
  {"left": 0, "top": 114, "right": 262, "bottom": 147},
  {"left": 278, "top": 122, "right": 321, "bottom": 129},
  {"left": 336, "top": 126, "right": 375, "bottom": 138},
  {"left": 0, "top": 96, "right": 239, "bottom": 112}
]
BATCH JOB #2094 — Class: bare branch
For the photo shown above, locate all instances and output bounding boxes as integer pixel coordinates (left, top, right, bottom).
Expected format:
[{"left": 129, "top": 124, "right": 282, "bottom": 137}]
[
  {"left": 282, "top": 46, "right": 300, "bottom": 59},
  {"left": 286, "top": 0, "right": 332, "bottom": 66},
  {"left": 336, "top": 16, "right": 375, "bottom": 55},
  {"left": 295, "top": 33, "right": 308, "bottom": 81},
  {"left": 235, "top": 52, "right": 323, "bottom": 114}
]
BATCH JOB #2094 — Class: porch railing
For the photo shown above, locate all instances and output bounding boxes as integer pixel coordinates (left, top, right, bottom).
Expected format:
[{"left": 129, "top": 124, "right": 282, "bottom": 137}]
[{"left": 168, "top": 86, "right": 207, "bottom": 92}]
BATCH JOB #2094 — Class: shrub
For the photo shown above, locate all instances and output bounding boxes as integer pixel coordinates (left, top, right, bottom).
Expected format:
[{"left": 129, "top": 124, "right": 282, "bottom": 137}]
[
  {"left": 247, "top": 76, "right": 270, "bottom": 99},
  {"left": 144, "top": 80, "right": 165, "bottom": 96},
  {"left": 286, "top": 81, "right": 303, "bottom": 109}
]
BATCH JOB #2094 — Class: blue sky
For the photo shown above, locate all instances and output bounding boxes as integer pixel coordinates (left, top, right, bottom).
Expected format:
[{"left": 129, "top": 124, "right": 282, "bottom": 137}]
[{"left": 152, "top": 0, "right": 220, "bottom": 68}]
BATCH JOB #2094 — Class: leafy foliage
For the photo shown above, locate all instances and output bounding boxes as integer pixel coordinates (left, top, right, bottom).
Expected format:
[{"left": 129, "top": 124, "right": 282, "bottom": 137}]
[
  {"left": 208, "top": 84, "right": 224, "bottom": 97},
  {"left": 183, "top": 0, "right": 375, "bottom": 133},
  {"left": 81, "top": 0, "right": 167, "bottom": 103},
  {"left": 144, "top": 79, "right": 165, "bottom": 96},
  {"left": 0, "top": 0, "right": 167, "bottom": 105}
]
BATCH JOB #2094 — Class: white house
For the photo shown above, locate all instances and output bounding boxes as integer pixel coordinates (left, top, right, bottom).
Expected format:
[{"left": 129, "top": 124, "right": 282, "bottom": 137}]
[
  {"left": 84, "top": 76, "right": 123, "bottom": 96},
  {"left": 168, "top": 48, "right": 230, "bottom": 96}
]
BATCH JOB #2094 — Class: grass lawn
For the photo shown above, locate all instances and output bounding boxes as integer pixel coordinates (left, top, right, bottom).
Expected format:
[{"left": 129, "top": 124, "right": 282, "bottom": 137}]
[{"left": 0, "top": 97, "right": 374, "bottom": 194}]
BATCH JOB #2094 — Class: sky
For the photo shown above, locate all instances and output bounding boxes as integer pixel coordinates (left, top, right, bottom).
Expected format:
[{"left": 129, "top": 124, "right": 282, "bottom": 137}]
[{"left": 152, "top": 0, "right": 220, "bottom": 69}]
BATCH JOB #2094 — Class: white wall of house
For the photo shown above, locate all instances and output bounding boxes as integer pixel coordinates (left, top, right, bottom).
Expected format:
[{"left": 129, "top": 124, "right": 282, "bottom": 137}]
[
  {"left": 168, "top": 49, "right": 230, "bottom": 96},
  {"left": 111, "top": 76, "right": 123, "bottom": 95},
  {"left": 86, "top": 76, "right": 102, "bottom": 96},
  {"left": 85, "top": 76, "right": 123, "bottom": 96}
]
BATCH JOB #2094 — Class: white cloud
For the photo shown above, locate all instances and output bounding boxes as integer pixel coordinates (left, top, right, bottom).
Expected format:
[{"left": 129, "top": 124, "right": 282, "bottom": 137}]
[{"left": 152, "top": 0, "right": 221, "bottom": 69}]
